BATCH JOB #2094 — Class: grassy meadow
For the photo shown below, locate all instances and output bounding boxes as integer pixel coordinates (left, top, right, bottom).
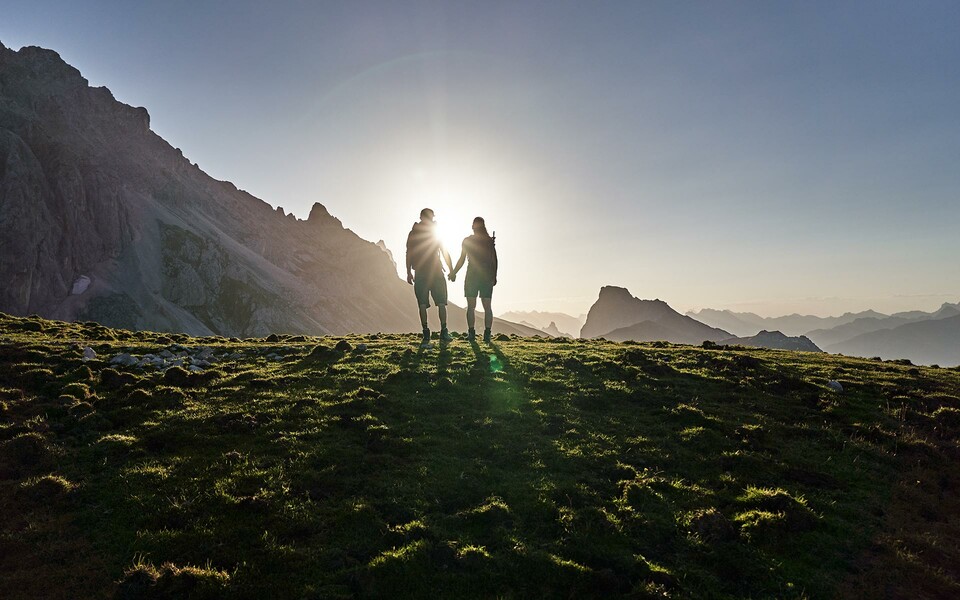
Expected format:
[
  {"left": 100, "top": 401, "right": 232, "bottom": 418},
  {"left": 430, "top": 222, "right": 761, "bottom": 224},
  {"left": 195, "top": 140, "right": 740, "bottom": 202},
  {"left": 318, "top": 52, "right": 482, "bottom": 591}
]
[{"left": 1, "top": 313, "right": 958, "bottom": 599}]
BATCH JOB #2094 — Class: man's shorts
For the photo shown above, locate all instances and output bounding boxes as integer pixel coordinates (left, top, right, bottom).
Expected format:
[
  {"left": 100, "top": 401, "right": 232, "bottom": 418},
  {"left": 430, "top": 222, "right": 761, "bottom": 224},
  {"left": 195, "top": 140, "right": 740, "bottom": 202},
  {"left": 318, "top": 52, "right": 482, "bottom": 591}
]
[
  {"left": 414, "top": 270, "right": 448, "bottom": 308},
  {"left": 465, "top": 272, "right": 494, "bottom": 300}
]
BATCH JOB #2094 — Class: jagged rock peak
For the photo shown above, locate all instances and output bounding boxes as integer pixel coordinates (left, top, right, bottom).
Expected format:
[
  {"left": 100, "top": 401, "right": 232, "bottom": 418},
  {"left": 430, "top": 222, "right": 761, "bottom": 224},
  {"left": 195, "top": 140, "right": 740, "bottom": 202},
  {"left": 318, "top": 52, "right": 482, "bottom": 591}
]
[
  {"left": 1, "top": 41, "right": 151, "bottom": 131},
  {"left": 8, "top": 44, "right": 87, "bottom": 86},
  {"left": 598, "top": 285, "right": 632, "bottom": 299},
  {"left": 597, "top": 286, "right": 666, "bottom": 305},
  {"left": 308, "top": 202, "right": 330, "bottom": 220},
  {"left": 307, "top": 202, "right": 342, "bottom": 228},
  {"left": 376, "top": 240, "right": 397, "bottom": 269}
]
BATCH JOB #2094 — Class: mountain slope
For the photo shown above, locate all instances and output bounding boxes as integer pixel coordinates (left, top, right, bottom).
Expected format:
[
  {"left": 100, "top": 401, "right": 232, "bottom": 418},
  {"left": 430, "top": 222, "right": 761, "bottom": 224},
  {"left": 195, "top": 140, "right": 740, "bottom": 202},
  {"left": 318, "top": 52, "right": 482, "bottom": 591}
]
[
  {"left": 0, "top": 42, "right": 535, "bottom": 338},
  {"left": 827, "top": 314, "right": 960, "bottom": 366},
  {"left": 2, "top": 313, "right": 958, "bottom": 597},
  {"left": 581, "top": 286, "right": 730, "bottom": 343}
]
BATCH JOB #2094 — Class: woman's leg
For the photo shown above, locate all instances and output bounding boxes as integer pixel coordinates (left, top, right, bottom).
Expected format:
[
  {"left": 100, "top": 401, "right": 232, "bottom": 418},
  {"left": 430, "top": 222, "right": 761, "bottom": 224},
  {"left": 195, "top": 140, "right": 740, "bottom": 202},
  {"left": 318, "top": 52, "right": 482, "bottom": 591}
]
[
  {"left": 481, "top": 297, "right": 493, "bottom": 331},
  {"left": 466, "top": 297, "right": 477, "bottom": 330}
]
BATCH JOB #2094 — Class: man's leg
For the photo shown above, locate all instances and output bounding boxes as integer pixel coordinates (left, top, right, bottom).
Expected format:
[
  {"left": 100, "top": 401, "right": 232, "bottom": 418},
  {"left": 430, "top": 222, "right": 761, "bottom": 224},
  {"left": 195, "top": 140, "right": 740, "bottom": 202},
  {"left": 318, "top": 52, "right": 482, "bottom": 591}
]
[
  {"left": 433, "top": 273, "right": 452, "bottom": 342},
  {"left": 418, "top": 304, "right": 432, "bottom": 347},
  {"left": 414, "top": 274, "right": 432, "bottom": 346}
]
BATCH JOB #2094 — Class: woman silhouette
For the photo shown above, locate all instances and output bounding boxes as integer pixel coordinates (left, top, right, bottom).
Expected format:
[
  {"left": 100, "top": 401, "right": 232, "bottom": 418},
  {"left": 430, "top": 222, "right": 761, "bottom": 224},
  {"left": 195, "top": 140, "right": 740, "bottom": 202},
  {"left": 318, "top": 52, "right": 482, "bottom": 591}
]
[{"left": 450, "top": 217, "right": 498, "bottom": 343}]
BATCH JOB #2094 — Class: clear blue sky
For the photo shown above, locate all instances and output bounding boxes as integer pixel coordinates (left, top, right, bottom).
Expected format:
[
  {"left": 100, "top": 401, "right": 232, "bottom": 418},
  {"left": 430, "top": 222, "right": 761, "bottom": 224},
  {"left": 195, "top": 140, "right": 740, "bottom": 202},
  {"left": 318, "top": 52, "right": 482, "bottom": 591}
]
[{"left": 3, "top": 1, "right": 959, "bottom": 316}]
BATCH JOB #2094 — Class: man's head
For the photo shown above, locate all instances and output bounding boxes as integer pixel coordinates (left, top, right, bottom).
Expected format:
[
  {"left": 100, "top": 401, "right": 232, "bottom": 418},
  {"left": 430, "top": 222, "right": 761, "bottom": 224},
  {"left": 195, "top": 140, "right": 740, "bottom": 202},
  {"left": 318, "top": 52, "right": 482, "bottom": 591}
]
[{"left": 420, "top": 208, "right": 435, "bottom": 223}]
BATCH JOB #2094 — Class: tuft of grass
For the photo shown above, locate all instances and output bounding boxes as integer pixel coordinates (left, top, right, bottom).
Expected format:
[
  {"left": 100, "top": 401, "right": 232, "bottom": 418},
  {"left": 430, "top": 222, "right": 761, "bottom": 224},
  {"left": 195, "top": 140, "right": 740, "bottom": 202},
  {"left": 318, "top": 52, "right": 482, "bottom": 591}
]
[
  {"left": 116, "top": 558, "right": 231, "bottom": 600},
  {"left": 17, "top": 474, "right": 77, "bottom": 503}
]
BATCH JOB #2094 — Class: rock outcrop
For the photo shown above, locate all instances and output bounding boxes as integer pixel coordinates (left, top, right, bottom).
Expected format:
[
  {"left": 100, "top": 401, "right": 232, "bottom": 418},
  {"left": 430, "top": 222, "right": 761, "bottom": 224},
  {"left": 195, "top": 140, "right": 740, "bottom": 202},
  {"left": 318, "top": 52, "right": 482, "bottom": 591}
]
[
  {"left": 580, "top": 286, "right": 731, "bottom": 343},
  {"left": 718, "top": 330, "right": 823, "bottom": 353}
]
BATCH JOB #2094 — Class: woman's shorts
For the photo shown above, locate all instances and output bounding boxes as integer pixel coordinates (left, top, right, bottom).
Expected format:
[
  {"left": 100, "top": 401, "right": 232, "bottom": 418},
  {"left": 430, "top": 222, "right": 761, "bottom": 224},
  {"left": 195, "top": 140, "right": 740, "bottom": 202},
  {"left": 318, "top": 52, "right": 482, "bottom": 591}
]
[{"left": 465, "top": 273, "right": 493, "bottom": 299}]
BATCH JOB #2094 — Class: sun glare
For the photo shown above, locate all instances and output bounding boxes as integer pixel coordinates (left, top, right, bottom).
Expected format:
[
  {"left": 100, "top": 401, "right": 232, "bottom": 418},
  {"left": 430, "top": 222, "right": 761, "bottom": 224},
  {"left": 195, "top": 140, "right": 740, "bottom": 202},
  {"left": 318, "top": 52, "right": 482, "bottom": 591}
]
[{"left": 405, "top": 167, "right": 498, "bottom": 260}]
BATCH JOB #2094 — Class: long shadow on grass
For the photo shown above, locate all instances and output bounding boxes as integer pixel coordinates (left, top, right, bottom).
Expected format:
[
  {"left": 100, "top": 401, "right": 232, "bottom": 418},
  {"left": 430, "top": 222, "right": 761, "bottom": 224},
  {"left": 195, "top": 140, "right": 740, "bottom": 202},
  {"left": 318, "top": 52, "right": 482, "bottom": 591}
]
[
  {"left": 380, "top": 341, "right": 901, "bottom": 598},
  {"left": 66, "top": 339, "right": 904, "bottom": 599}
]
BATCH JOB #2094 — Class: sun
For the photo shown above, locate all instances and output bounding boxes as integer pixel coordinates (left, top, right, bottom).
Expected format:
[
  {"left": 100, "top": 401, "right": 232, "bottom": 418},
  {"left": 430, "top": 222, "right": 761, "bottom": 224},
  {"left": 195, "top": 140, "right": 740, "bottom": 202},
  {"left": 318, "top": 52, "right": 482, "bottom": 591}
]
[
  {"left": 398, "top": 162, "right": 512, "bottom": 276},
  {"left": 432, "top": 206, "right": 474, "bottom": 261},
  {"left": 406, "top": 168, "right": 486, "bottom": 262}
]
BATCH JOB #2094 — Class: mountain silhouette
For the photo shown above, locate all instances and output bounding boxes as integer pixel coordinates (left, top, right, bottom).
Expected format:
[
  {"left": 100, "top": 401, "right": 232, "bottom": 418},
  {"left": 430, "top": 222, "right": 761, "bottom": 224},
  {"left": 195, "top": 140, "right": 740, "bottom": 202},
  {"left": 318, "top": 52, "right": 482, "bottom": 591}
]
[
  {"left": 541, "top": 321, "right": 573, "bottom": 338},
  {"left": 580, "top": 286, "right": 731, "bottom": 343},
  {"left": 0, "top": 42, "right": 539, "bottom": 337}
]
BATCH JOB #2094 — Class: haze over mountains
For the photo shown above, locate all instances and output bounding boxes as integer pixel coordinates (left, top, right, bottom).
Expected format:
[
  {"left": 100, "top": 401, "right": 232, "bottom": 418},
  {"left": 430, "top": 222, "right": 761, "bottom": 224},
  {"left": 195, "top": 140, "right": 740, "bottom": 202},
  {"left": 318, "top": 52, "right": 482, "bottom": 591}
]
[
  {"left": 500, "top": 310, "right": 584, "bottom": 338},
  {"left": 689, "top": 303, "right": 960, "bottom": 366},
  {"left": 826, "top": 315, "right": 960, "bottom": 367},
  {"left": 0, "top": 42, "right": 539, "bottom": 338}
]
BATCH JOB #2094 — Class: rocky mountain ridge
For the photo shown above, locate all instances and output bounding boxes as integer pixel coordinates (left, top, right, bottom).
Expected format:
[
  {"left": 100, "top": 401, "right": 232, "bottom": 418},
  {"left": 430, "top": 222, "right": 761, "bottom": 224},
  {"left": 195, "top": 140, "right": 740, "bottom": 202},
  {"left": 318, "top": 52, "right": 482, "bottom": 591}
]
[{"left": 0, "top": 42, "right": 538, "bottom": 337}]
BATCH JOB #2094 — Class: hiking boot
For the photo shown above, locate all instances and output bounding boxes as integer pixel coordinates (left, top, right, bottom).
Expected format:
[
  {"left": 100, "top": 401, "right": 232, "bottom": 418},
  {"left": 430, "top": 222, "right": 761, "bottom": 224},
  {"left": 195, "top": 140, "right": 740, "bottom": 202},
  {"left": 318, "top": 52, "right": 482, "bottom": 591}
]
[
  {"left": 419, "top": 329, "right": 433, "bottom": 349},
  {"left": 440, "top": 327, "right": 453, "bottom": 342},
  {"left": 483, "top": 328, "right": 492, "bottom": 343},
  {"left": 467, "top": 328, "right": 476, "bottom": 342}
]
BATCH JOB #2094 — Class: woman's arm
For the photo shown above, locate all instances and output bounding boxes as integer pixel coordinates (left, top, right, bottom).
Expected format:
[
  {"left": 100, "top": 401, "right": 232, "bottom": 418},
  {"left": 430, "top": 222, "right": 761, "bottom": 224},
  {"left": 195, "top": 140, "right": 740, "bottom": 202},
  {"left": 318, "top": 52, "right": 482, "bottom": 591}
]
[{"left": 450, "top": 240, "right": 467, "bottom": 280}]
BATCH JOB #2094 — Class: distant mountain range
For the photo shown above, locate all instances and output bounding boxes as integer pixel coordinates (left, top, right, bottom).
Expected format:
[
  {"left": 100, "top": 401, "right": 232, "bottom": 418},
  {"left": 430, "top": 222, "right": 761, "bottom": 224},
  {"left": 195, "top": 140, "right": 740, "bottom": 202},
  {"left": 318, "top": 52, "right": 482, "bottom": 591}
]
[
  {"left": 500, "top": 310, "right": 584, "bottom": 338},
  {"left": 827, "top": 314, "right": 960, "bottom": 366},
  {"left": 686, "top": 308, "right": 888, "bottom": 338},
  {"left": 689, "top": 302, "right": 960, "bottom": 366},
  {"left": 0, "top": 42, "right": 540, "bottom": 338}
]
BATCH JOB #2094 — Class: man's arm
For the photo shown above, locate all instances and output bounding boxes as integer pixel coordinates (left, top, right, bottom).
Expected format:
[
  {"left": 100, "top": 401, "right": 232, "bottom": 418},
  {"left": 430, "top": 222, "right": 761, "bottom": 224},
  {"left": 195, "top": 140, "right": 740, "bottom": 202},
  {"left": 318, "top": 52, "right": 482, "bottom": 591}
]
[
  {"left": 405, "top": 231, "right": 414, "bottom": 284},
  {"left": 441, "top": 245, "right": 454, "bottom": 273},
  {"left": 492, "top": 242, "right": 498, "bottom": 286},
  {"left": 450, "top": 240, "right": 466, "bottom": 281}
]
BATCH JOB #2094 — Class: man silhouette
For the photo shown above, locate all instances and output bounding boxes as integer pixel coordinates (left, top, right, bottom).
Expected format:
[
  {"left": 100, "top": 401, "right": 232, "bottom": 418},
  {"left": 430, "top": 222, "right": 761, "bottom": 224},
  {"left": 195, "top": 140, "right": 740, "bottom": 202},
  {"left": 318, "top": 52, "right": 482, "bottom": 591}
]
[
  {"left": 406, "top": 208, "right": 454, "bottom": 348},
  {"left": 449, "top": 216, "right": 498, "bottom": 343}
]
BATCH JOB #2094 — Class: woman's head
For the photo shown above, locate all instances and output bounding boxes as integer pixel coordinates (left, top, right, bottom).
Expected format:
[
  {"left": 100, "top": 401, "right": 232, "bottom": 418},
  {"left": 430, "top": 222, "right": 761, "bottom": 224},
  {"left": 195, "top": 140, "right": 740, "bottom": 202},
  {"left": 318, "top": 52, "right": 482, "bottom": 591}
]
[{"left": 472, "top": 217, "right": 489, "bottom": 236}]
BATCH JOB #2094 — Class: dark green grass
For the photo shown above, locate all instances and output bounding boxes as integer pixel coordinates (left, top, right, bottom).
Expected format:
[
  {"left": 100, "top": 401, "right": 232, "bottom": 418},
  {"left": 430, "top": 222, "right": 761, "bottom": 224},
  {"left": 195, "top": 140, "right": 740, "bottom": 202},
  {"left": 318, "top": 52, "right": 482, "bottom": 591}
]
[{"left": 1, "top": 313, "right": 958, "bottom": 598}]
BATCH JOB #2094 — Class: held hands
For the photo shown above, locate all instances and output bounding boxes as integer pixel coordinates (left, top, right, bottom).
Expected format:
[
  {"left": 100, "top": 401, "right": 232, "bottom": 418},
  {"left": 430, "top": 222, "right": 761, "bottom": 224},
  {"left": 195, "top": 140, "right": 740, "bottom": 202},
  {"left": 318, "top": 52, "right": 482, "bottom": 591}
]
[
  {"left": 406, "top": 272, "right": 414, "bottom": 285},
  {"left": 448, "top": 272, "right": 457, "bottom": 282}
]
